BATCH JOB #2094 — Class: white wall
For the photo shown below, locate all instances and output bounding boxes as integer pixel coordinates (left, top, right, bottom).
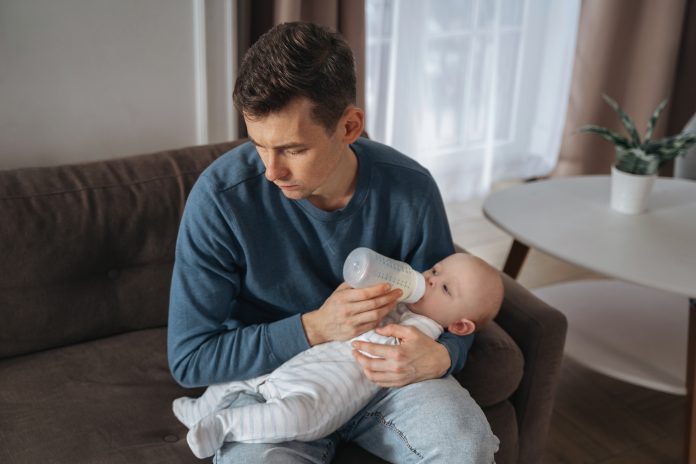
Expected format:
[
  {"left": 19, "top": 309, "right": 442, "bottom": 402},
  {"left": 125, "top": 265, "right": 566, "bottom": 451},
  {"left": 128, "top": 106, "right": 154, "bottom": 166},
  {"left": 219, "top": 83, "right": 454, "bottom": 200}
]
[{"left": 0, "top": 0, "right": 237, "bottom": 170}]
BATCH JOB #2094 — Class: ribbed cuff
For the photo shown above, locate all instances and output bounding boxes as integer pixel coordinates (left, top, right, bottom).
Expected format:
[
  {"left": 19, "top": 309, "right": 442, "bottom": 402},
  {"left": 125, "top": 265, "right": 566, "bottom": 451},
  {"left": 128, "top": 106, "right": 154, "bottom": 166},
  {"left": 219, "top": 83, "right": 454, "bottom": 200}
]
[
  {"left": 439, "top": 332, "right": 475, "bottom": 375},
  {"left": 265, "top": 313, "right": 312, "bottom": 364}
]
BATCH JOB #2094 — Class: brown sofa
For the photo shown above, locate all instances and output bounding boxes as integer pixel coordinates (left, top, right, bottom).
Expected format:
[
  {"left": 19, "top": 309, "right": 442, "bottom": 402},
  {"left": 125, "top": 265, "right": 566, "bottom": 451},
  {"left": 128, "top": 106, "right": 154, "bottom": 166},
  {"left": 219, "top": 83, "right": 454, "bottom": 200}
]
[{"left": 0, "top": 140, "right": 567, "bottom": 463}]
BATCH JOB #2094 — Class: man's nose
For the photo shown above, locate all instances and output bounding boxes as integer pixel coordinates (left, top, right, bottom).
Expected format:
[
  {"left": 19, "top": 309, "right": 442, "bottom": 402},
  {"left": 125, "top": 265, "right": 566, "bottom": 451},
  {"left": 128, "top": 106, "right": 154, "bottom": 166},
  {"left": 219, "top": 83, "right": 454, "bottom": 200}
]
[{"left": 264, "top": 153, "right": 288, "bottom": 182}]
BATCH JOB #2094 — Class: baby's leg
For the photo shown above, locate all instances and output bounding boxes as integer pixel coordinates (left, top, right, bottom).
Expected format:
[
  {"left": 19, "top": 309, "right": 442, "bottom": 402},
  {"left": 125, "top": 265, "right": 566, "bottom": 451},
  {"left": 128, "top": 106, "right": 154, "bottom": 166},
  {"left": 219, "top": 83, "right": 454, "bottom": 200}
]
[
  {"left": 186, "top": 394, "right": 328, "bottom": 458},
  {"left": 173, "top": 375, "right": 269, "bottom": 428},
  {"left": 186, "top": 363, "right": 379, "bottom": 458}
]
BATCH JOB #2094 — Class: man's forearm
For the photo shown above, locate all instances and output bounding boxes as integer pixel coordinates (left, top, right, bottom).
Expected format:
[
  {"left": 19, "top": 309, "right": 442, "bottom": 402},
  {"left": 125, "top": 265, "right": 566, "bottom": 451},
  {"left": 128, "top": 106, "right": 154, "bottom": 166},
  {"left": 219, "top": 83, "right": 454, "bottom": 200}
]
[{"left": 168, "top": 313, "right": 310, "bottom": 387}]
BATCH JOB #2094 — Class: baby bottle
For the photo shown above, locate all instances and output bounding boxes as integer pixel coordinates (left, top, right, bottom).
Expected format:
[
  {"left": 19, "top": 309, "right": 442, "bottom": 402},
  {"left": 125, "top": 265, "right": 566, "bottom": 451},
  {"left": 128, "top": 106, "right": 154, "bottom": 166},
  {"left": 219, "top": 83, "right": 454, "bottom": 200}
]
[{"left": 342, "top": 247, "right": 425, "bottom": 304}]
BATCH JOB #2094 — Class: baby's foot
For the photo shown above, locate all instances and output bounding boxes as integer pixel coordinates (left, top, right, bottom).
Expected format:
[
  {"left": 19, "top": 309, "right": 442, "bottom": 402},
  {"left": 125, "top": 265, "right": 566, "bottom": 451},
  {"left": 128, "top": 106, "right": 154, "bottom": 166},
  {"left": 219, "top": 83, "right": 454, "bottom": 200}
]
[
  {"left": 187, "top": 414, "right": 226, "bottom": 459},
  {"left": 172, "top": 397, "right": 202, "bottom": 428}
]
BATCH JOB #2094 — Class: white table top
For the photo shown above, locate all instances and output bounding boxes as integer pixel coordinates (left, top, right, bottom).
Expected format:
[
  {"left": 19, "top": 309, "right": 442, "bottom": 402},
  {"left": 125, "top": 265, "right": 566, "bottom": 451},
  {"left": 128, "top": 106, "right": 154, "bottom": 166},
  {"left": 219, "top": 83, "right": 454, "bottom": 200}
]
[{"left": 483, "top": 176, "right": 696, "bottom": 297}]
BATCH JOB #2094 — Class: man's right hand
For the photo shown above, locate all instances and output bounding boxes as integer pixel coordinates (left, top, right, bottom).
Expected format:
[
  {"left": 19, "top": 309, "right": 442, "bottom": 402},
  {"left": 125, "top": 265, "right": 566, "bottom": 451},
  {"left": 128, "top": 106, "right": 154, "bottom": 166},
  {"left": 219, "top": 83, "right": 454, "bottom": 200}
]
[{"left": 301, "top": 282, "right": 402, "bottom": 346}]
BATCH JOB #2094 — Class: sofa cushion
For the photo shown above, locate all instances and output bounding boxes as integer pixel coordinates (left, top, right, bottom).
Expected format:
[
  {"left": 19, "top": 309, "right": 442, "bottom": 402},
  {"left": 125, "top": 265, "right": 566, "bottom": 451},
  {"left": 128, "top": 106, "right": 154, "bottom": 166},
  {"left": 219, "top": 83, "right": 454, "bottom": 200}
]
[
  {"left": 0, "top": 328, "right": 201, "bottom": 464},
  {"left": 484, "top": 400, "right": 519, "bottom": 464},
  {"left": 0, "top": 141, "right": 243, "bottom": 359},
  {"left": 456, "top": 321, "right": 525, "bottom": 407}
]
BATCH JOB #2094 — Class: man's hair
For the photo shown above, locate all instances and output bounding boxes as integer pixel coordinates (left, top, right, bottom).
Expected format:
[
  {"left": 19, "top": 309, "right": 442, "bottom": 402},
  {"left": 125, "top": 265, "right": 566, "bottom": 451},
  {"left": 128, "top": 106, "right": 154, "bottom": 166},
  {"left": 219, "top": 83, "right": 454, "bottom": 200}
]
[{"left": 233, "top": 22, "right": 357, "bottom": 132}]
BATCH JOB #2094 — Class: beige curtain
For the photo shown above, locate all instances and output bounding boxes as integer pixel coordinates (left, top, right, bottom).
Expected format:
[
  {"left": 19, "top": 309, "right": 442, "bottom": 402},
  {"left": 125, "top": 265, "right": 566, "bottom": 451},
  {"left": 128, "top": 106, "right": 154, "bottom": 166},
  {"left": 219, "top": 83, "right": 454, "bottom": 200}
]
[
  {"left": 236, "top": 0, "right": 365, "bottom": 136},
  {"left": 553, "top": 0, "right": 694, "bottom": 176}
]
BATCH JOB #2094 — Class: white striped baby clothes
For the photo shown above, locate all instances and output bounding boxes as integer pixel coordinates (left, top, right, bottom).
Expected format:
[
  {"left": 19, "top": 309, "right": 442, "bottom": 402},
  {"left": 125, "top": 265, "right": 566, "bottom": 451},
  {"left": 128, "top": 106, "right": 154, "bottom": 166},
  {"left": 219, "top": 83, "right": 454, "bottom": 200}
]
[{"left": 173, "top": 304, "right": 443, "bottom": 458}]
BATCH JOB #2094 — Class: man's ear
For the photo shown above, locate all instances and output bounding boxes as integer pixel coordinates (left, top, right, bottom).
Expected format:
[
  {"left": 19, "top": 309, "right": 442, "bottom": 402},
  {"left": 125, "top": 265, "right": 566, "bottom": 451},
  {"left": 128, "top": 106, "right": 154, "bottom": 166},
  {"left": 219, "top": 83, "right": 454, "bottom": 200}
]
[
  {"left": 447, "top": 319, "right": 476, "bottom": 336},
  {"left": 340, "top": 106, "right": 365, "bottom": 144}
]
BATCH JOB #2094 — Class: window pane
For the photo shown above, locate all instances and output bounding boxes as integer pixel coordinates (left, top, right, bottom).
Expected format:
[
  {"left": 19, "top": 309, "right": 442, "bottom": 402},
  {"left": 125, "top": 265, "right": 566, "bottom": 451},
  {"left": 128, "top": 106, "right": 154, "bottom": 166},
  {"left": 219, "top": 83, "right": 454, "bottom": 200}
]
[{"left": 366, "top": 0, "right": 581, "bottom": 202}]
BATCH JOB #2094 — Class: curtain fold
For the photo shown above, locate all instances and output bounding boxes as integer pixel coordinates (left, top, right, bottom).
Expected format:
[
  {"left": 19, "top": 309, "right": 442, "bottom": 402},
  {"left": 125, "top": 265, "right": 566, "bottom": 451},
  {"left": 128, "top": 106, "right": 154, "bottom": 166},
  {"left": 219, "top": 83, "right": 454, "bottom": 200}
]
[
  {"left": 552, "top": 0, "right": 691, "bottom": 177},
  {"left": 667, "top": 0, "right": 696, "bottom": 136},
  {"left": 236, "top": 0, "right": 365, "bottom": 136}
]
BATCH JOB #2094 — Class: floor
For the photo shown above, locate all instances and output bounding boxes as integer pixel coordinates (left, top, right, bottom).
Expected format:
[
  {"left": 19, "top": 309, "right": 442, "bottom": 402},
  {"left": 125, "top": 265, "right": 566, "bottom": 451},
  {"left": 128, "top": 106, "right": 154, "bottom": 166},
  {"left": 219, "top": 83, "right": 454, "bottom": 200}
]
[{"left": 445, "top": 194, "right": 685, "bottom": 464}]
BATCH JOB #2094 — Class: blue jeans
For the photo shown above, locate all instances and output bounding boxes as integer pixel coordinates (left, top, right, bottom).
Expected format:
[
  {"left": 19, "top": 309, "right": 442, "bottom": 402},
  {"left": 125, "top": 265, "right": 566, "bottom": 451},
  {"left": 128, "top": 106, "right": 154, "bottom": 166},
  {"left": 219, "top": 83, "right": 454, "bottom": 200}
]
[{"left": 213, "top": 375, "right": 499, "bottom": 463}]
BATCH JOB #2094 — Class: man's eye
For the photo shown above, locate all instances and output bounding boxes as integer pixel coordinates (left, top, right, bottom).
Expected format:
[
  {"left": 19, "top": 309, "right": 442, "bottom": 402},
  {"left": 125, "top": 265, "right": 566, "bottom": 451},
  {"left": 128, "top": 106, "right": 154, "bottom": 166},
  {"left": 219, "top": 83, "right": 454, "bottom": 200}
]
[{"left": 286, "top": 148, "right": 306, "bottom": 156}]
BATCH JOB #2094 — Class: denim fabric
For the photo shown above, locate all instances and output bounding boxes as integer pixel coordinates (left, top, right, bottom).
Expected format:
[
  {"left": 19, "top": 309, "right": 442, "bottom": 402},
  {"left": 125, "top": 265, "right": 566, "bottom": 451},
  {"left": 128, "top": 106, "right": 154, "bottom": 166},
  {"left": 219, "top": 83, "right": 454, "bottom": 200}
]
[{"left": 214, "top": 376, "right": 498, "bottom": 463}]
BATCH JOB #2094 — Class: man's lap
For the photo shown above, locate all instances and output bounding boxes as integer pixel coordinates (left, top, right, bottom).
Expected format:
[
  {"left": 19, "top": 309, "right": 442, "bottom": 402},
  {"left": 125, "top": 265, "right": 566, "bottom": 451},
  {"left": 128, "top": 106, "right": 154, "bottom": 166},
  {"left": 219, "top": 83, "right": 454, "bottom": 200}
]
[{"left": 214, "top": 376, "right": 498, "bottom": 464}]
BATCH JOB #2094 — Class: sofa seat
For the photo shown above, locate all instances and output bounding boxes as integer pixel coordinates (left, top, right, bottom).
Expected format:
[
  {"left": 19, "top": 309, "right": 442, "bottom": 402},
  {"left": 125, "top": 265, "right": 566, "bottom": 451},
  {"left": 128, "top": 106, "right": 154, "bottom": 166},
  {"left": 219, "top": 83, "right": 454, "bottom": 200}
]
[
  {"left": 0, "top": 325, "right": 524, "bottom": 464},
  {"left": 0, "top": 328, "right": 201, "bottom": 463}
]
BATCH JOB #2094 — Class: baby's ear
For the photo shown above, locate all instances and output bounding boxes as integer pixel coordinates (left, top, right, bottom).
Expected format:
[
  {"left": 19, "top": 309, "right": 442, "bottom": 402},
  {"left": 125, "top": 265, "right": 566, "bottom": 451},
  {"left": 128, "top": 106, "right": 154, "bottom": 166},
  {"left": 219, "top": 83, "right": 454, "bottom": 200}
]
[{"left": 447, "top": 319, "right": 476, "bottom": 336}]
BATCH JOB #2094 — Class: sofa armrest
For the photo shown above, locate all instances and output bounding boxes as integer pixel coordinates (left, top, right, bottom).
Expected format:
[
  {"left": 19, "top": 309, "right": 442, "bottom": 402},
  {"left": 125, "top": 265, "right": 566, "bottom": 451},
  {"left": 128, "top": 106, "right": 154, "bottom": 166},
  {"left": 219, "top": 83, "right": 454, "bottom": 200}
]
[
  {"left": 454, "top": 242, "right": 566, "bottom": 463},
  {"left": 495, "top": 272, "right": 567, "bottom": 464}
]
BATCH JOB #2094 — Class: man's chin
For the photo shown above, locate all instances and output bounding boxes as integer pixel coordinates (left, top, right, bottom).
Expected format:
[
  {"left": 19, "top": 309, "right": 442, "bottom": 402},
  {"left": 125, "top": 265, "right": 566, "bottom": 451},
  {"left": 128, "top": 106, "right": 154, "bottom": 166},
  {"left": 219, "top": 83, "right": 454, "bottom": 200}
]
[{"left": 278, "top": 187, "right": 306, "bottom": 200}]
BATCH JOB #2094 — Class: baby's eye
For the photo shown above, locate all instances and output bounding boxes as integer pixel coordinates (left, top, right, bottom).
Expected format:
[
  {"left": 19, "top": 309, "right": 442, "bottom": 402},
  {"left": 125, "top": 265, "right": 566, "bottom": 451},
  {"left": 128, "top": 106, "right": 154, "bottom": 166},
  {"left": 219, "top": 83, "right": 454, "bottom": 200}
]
[
  {"left": 443, "top": 284, "right": 450, "bottom": 295},
  {"left": 432, "top": 268, "right": 437, "bottom": 275}
]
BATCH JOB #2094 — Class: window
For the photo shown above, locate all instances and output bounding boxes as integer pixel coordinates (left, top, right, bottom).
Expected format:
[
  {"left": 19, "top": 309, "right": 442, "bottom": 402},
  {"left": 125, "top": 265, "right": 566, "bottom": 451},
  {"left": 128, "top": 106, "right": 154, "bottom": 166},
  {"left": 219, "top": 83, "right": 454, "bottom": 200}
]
[{"left": 366, "top": 0, "right": 581, "bottom": 202}]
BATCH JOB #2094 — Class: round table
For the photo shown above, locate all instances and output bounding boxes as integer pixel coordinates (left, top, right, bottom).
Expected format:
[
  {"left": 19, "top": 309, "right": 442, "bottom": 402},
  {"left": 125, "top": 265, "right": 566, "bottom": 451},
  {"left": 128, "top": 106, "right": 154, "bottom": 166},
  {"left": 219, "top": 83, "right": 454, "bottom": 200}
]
[{"left": 482, "top": 175, "right": 696, "bottom": 462}]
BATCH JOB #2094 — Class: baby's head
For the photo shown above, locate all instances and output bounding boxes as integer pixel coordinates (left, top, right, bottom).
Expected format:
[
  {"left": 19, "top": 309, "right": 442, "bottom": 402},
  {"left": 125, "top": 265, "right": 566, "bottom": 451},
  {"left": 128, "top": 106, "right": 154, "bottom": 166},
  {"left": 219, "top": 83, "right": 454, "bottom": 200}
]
[{"left": 407, "top": 253, "right": 503, "bottom": 336}]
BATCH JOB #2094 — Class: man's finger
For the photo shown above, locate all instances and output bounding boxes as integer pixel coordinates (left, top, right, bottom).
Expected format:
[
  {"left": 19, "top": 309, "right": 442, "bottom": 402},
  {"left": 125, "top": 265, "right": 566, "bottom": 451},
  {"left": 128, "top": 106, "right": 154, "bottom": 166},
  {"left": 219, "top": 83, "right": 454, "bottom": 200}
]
[
  {"left": 351, "top": 289, "right": 402, "bottom": 313},
  {"left": 351, "top": 340, "right": 400, "bottom": 361},
  {"left": 350, "top": 305, "right": 392, "bottom": 329},
  {"left": 344, "top": 283, "right": 394, "bottom": 302},
  {"left": 374, "top": 323, "right": 413, "bottom": 339},
  {"left": 352, "top": 351, "right": 411, "bottom": 386}
]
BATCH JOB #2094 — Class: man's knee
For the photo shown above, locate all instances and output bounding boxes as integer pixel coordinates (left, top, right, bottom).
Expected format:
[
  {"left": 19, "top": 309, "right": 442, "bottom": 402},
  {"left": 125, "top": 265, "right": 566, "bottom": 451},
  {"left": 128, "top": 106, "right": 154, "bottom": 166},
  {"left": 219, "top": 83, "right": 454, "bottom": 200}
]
[
  {"left": 352, "top": 376, "right": 499, "bottom": 463},
  {"left": 214, "top": 438, "right": 337, "bottom": 464},
  {"left": 424, "top": 378, "right": 499, "bottom": 462},
  {"left": 422, "top": 407, "right": 499, "bottom": 463}
]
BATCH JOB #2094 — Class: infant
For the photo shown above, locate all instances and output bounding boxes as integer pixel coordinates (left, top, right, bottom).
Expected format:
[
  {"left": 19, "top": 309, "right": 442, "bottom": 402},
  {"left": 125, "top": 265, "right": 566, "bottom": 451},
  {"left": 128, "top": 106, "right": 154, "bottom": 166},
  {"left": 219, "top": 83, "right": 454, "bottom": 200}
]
[{"left": 173, "top": 252, "right": 503, "bottom": 458}]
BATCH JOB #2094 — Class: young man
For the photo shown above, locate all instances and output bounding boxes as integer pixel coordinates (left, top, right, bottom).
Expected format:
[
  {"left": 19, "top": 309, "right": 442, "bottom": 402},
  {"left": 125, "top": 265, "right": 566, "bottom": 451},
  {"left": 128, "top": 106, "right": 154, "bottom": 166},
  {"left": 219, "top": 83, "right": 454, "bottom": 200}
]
[{"left": 167, "top": 21, "right": 499, "bottom": 463}]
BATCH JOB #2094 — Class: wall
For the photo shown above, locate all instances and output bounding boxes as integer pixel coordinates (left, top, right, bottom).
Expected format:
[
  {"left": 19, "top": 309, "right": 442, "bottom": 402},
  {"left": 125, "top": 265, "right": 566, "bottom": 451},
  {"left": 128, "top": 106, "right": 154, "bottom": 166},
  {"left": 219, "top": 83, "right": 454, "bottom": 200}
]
[{"left": 0, "top": 0, "right": 237, "bottom": 169}]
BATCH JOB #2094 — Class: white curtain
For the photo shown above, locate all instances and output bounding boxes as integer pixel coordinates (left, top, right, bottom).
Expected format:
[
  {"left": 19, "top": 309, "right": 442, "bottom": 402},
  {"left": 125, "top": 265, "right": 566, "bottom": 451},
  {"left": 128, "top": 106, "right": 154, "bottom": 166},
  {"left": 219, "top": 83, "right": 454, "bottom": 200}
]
[{"left": 366, "top": 0, "right": 581, "bottom": 203}]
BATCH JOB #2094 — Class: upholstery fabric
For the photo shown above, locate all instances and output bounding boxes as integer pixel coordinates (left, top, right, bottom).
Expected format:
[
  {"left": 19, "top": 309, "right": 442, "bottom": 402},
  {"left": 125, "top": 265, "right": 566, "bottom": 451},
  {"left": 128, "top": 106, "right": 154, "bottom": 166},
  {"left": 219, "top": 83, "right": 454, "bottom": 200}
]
[
  {"left": 457, "top": 321, "right": 524, "bottom": 407},
  {"left": 0, "top": 141, "right": 242, "bottom": 358},
  {"left": 0, "top": 141, "right": 566, "bottom": 464},
  {"left": 0, "top": 328, "right": 202, "bottom": 463}
]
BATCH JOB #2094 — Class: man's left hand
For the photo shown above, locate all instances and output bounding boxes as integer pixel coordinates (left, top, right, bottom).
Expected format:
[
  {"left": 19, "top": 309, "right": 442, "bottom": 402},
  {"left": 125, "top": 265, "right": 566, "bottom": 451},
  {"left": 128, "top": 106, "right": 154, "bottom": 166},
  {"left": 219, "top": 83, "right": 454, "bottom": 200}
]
[{"left": 351, "top": 324, "right": 451, "bottom": 387}]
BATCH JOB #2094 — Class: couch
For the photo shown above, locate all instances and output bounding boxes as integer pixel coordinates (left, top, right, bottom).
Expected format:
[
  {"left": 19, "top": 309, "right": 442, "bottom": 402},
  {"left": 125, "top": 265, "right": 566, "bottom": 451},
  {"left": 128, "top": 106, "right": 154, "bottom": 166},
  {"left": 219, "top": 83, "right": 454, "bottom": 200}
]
[{"left": 0, "top": 140, "right": 567, "bottom": 463}]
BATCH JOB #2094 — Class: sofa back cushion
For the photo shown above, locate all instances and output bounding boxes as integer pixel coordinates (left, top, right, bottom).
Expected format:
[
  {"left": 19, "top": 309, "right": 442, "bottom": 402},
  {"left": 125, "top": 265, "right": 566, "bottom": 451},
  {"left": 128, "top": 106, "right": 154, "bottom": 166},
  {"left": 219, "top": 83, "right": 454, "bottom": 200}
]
[{"left": 0, "top": 141, "right": 243, "bottom": 359}]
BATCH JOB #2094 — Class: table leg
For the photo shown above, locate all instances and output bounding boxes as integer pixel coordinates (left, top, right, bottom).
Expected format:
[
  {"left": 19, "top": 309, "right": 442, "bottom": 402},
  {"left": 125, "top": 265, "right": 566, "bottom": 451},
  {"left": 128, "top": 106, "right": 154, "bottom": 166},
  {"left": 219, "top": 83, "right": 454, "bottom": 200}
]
[
  {"left": 687, "top": 298, "right": 696, "bottom": 463},
  {"left": 502, "top": 239, "right": 530, "bottom": 279}
]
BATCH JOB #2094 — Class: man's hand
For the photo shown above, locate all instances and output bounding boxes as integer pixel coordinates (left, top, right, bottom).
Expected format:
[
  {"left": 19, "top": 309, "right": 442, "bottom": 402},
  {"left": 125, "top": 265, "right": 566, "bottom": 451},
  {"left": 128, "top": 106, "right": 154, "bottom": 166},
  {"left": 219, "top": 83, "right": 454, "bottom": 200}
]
[
  {"left": 350, "top": 324, "right": 451, "bottom": 387},
  {"left": 301, "top": 283, "right": 402, "bottom": 346}
]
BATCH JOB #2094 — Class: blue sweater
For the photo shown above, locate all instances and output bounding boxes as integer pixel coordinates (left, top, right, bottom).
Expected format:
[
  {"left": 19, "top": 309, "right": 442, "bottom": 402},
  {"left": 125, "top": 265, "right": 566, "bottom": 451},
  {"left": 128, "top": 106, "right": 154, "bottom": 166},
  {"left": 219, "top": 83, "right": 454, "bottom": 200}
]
[{"left": 167, "top": 138, "right": 473, "bottom": 387}]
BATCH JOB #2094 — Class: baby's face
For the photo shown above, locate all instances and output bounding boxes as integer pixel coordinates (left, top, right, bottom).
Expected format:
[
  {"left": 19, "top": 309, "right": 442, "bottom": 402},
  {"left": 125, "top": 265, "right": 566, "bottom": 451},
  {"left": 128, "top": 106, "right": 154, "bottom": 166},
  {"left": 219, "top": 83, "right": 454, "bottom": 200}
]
[{"left": 407, "top": 254, "right": 473, "bottom": 328}]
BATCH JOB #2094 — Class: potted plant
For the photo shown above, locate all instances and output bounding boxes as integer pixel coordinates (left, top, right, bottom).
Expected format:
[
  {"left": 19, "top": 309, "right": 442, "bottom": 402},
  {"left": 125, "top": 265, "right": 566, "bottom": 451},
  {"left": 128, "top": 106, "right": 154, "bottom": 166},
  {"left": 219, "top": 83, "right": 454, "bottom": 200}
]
[{"left": 580, "top": 95, "right": 696, "bottom": 214}]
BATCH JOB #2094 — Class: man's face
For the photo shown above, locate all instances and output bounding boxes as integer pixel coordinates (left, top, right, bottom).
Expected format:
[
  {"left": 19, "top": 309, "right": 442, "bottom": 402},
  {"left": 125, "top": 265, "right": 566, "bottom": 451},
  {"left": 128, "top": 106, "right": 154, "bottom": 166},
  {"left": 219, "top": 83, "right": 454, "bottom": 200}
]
[{"left": 245, "top": 98, "right": 350, "bottom": 205}]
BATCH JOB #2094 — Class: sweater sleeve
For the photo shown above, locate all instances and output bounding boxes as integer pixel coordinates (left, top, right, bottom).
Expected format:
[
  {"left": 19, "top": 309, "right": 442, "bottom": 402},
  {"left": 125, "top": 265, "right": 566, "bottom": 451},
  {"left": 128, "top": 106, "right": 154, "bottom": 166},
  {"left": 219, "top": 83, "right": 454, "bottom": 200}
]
[{"left": 167, "top": 177, "right": 310, "bottom": 388}]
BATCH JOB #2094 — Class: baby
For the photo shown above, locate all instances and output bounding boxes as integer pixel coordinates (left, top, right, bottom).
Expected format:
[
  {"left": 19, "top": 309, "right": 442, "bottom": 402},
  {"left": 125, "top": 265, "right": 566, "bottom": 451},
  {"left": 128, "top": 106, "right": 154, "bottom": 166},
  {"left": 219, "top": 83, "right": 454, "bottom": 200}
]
[{"left": 173, "top": 252, "right": 503, "bottom": 458}]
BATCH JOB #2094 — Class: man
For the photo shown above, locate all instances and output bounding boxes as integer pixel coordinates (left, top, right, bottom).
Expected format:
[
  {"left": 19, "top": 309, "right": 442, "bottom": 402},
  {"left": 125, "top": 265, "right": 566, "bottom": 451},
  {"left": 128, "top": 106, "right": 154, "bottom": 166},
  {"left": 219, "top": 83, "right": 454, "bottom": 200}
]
[{"left": 168, "top": 21, "right": 498, "bottom": 463}]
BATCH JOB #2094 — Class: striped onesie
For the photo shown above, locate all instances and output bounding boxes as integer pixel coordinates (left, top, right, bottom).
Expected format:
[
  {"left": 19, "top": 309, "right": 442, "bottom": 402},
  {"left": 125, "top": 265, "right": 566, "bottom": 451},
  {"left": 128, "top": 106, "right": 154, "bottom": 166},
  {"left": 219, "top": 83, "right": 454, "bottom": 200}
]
[{"left": 173, "top": 304, "right": 443, "bottom": 458}]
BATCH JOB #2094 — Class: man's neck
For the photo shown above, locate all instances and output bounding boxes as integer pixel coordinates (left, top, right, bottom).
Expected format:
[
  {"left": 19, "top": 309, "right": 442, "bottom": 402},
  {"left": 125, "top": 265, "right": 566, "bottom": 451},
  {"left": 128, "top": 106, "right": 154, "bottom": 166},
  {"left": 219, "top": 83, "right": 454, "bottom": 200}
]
[{"left": 308, "top": 146, "right": 358, "bottom": 211}]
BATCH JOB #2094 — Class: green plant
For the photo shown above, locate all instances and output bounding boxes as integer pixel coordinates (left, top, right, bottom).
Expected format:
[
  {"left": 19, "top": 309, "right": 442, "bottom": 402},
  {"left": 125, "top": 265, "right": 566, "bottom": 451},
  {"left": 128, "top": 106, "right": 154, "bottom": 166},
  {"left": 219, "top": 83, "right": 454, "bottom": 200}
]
[{"left": 579, "top": 95, "right": 696, "bottom": 175}]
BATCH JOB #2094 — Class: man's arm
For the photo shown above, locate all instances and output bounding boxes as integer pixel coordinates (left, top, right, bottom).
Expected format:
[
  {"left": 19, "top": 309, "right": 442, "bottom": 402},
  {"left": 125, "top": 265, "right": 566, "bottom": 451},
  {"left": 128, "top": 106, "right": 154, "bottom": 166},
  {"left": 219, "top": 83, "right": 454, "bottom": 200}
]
[
  {"left": 167, "top": 178, "right": 310, "bottom": 388},
  {"left": 167, "top": 177, "right": 402, "bottom": 387}
]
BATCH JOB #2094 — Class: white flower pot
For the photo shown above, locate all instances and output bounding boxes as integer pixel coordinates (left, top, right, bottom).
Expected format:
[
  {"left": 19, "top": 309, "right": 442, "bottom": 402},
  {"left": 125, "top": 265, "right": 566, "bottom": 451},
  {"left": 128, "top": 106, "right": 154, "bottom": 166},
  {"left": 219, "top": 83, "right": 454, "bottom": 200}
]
[{"left": 610, "top": 166, "right": 656, "bottom": 214}]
